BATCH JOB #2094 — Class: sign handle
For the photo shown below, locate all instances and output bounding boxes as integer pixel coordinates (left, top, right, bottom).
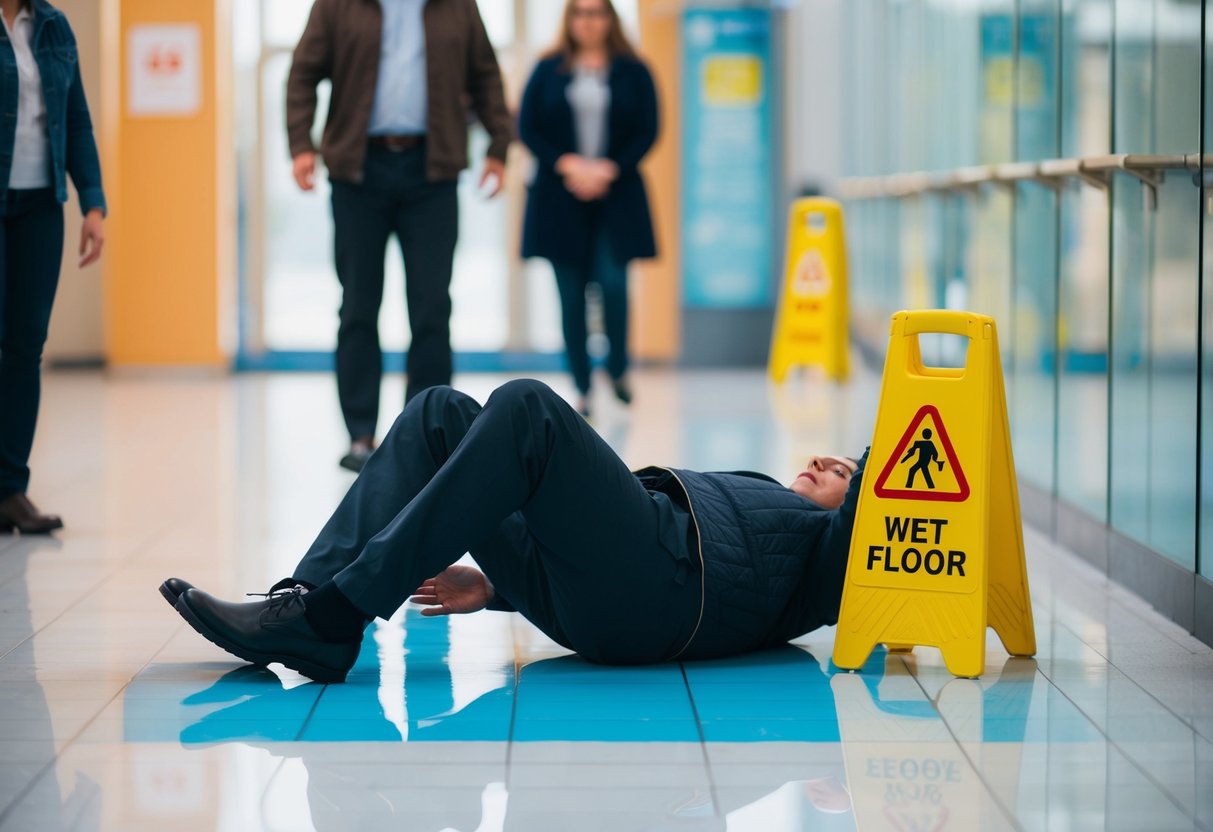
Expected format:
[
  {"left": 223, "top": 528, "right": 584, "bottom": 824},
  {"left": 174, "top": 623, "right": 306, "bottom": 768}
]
[{"left": 900, "top": 310, "right": 987, "bottom": 339}]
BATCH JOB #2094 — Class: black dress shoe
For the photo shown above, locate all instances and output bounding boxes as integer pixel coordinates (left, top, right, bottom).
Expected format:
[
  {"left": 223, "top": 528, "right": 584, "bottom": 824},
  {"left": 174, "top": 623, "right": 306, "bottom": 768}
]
[
  {"left": 160, "top": 577, "right": 302, "bottom": 667},
  {"left": 339, "top": 436, "right": 375, "bottom": 472},
  {"left": 611, "top": 377, "right": 633, "bottom": 406},
  {"left": 174, "top": 587, "right": 360, "bottom": 683},
  {"left": 0, "top": 493, "right": 64, "bottom": 535},
  {"left": 159, "top": 577, "right": 196, "bottom": 608},
  {"left": 159, "top": 576, "right": 305, "bottom": 610}
]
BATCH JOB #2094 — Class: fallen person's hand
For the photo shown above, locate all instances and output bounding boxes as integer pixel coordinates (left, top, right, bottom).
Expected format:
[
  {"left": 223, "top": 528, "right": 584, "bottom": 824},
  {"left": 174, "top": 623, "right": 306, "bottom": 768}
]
[{"left": 408, "top": 565, "right": 494, "bottom": 615}]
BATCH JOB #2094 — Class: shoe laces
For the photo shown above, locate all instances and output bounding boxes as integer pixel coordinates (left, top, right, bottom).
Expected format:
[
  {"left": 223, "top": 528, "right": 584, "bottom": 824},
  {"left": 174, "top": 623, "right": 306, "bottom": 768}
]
[{"left": 245, "top": 585, "right": 307, "bottom": 617}]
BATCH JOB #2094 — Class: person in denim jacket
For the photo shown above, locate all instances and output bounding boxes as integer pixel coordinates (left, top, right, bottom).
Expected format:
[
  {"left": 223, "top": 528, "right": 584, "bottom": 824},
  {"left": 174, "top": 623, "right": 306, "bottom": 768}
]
[{"left": 0, "top": 0, "right": 105, "bottom": 534}]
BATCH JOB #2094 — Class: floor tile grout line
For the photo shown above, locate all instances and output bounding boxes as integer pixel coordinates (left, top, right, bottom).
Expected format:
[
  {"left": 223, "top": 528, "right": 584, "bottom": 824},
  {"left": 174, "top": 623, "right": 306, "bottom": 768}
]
[
  {"left": 1045, "top": 568, "right": 1209, "bottom": 656},
  {"left": 679, "top": 662, "right": 723, "bottom": 822},
  {"left": 1028, "top": 656, "right": 1213, "bottom": 831},
  {"left": 1028, "top": 528, "right": 1208, "bottom": 656},
  {"left": 1102, "top": 592, "right": 1206, "bottom": 653},
  {"left": 0, "top": 519, "right": 186, "bottom": 665},
  {"left": 1052, "top": 617, "right": 1213, "bottom": 745},
  {"left": 899, "top": 656, "right": 1026, "bottom": 832},
  {"left": 505, "top": 635, "right": 520, "bottom": 779},
  {"left": 293, "top": 683, "right": 330, "bottom": 742},
  {"left": 0, "top": 619, "right": 184, "bottom": 827}
]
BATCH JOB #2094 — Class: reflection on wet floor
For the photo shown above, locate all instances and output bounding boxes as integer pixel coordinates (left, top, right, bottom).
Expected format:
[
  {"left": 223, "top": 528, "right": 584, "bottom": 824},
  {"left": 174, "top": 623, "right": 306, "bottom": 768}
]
[{"left": 86, "top": 606, "right": 1203, "bottom": 830}]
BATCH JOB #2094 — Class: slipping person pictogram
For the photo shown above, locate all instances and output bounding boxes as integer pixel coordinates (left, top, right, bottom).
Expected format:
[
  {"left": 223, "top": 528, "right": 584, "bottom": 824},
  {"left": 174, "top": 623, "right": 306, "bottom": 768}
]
[{"left": 900, "top": 429, "right": 945, "bottom": 490}]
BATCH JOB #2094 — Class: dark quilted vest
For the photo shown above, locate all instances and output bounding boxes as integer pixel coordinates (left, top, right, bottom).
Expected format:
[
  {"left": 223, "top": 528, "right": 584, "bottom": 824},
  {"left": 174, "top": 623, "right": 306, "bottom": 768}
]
[{"left": 668, "top": 469, "right": 839, "bottom": 659}]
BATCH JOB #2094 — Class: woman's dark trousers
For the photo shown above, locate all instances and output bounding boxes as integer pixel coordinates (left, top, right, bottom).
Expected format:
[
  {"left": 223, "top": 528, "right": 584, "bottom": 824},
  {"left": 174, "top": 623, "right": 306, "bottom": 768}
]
[
  {"left": 0, "top": 189, "right": 65, "bottom": 498},
  {"left": 291, "top": 380, "right": 699, "bottom": 664},
  {"left": 551, "top": 225, "right": 629, "bottom": 396},
  {"left": 330, "top": 143, "right": 458, "bottom": 441}
]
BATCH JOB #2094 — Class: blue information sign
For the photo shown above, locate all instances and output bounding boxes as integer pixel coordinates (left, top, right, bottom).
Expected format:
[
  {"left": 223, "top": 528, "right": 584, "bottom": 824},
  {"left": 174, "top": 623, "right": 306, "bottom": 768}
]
[{"left": 680, "top": 7, "right": 774, "bottom": 309}]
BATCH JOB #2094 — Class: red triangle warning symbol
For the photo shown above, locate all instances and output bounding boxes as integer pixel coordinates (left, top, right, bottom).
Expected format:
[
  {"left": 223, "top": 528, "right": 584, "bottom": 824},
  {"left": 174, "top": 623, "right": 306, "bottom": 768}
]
[{"left": 872, "top": 405, "right": 970, "bottom": 502}]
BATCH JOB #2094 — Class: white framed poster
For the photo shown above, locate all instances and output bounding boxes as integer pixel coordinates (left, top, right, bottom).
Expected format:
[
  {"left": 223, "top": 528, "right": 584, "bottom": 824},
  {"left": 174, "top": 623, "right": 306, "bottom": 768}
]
[{"left": 127, "top": 24, "right": 202, "bottom": 117}]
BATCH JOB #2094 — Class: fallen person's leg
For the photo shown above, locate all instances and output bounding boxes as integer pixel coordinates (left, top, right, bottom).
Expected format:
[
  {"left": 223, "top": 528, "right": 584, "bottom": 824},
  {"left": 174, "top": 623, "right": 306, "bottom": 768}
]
[{"left": 165, "top": 379, "right": 700, "bottom": 682}]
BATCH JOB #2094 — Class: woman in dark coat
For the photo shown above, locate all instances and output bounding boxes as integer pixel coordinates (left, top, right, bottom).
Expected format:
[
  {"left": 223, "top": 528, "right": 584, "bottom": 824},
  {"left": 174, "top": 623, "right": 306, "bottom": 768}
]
[
  {"left": 0, "top": 0, "right": 106, "bottom": 534},
  {"left": 519, "top": 0, "right": 658, "bottom": 418},
  {"left": 161, "top": 379, "right": 865, "bottom": 684}
]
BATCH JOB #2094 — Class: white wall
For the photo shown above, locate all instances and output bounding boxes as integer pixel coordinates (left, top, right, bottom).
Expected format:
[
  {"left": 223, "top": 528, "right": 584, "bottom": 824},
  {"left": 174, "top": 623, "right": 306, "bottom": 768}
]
[{"left": 44, "top": 0, "right": 106, "bottom": 363}]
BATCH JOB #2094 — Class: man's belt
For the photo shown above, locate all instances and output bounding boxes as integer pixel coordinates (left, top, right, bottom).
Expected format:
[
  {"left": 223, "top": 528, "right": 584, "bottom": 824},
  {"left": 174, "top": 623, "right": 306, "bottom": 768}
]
[{"left": 368, "top": 134, "right": 426, "bottom": 152}]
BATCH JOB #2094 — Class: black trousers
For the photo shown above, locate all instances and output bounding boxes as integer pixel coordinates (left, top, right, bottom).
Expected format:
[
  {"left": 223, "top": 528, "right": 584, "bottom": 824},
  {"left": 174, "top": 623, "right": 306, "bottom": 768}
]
[
  {"left": 0, "top": 189, "right": 65, "bottom": 498},
  {"left": 331, "top": 143, "right": 458, "bottom": 440},
  {"left": 551, "top": 221, "right": 630, "bottom": 396},
  {"left": 292, "top": 379, "right": 700, "bottom": 664}
]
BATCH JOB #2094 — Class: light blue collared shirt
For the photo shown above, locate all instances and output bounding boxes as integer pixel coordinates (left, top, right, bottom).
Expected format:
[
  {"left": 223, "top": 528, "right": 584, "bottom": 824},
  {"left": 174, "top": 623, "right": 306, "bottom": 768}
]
[{"left": 367, "top": 0, "right": 428, "bottom": 136}]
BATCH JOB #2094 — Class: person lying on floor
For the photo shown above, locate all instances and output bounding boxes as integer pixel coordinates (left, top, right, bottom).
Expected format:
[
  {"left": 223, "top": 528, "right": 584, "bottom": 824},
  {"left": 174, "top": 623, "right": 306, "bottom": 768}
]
[{"left": 161, "top": 379, "right": 866, "bottom": 683}]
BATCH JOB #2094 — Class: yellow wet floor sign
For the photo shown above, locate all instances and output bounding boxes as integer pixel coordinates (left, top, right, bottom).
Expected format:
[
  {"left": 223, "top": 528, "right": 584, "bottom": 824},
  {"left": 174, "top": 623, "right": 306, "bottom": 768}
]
[
  {"left": 832, "top": 310, "right": 1036, "bottom": 678},
  {"left": 768, "top": 198, "right": 849, "bottom": 382}
]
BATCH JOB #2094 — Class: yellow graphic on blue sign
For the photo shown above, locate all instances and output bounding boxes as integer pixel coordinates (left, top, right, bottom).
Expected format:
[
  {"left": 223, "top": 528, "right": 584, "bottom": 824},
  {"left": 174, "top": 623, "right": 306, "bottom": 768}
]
[
  {"left": 702, "top": 55, "right": 762, "bottom": 106},
  {"left": 768, "top": 198, "right": 849, "bottom": 382},
  {"left": 832, "top": 311, "right": 1036, "bottom": 678}
]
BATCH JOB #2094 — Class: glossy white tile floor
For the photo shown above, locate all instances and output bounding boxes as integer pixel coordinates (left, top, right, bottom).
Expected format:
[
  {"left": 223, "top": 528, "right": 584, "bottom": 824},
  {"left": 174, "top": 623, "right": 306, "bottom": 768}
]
[{"left": 1, "top": 368, "right": 1211, "bottom": 831}]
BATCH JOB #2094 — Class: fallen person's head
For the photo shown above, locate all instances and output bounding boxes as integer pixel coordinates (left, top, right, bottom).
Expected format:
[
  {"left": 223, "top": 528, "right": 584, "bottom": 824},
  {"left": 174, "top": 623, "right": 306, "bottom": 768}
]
[{"left": 789, "top": 455, "right": 858, "bottom": 509}]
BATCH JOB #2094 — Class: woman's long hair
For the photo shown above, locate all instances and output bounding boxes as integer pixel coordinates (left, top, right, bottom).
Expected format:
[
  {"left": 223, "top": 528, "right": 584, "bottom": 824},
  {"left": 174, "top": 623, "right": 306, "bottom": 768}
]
[{"left": 545, "top": 0, "right": 637, "bottom": 66}]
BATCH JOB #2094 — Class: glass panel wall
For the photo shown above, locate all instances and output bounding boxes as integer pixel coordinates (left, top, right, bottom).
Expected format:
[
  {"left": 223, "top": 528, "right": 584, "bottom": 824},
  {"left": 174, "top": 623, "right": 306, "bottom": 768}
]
[
  {"left": 1109, "top": 0, "right": 1201, "bottom": 568},
  {"left": 1107, "top": 0, "right": 1152, "bottom": 543},
  {"left": 838, "top": 0, "right": 1205, "bottom": 579},
  {"left": 1201, "top": 1, "right": 1212, "bottom": 582},
  {"left": 1056, "top": 0, "right": 1111, "bottom": 521},
  {"left": 969, "top": 3, "right": 1016, "bottom": 376},
  {"left": 842, "top": 0, "right": 898, "bottom": 341},
  {"left": 1011, "top": 3, "right": 1062, "bottom": 495}
]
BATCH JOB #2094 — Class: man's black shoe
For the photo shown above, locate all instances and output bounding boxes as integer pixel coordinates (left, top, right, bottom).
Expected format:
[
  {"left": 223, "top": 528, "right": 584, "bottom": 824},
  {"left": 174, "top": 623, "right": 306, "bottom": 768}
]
[
  {"left": 339, "top": 436, "right": 375, "bottom": 473},
  {"left": 612, "top": 377, "right": 633, "bottom": 406},
  {"left": 159, "top": 577, "right": 196, "bottom": 608},
  {"left": 159, "top": 576, "right": 304, "bottom": 611},
  {"left": 174, "top": 587, "right": 360, "bottom": 684}
]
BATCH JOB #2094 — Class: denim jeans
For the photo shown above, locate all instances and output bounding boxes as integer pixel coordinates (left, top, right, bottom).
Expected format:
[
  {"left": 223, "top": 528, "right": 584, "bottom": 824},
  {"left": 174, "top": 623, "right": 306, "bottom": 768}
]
[
  {"left": 551, "top": 225, "right": 629, "bottom": 396},
  {"left": 0, "top": 188, "right": 64, "bottom": 497}
]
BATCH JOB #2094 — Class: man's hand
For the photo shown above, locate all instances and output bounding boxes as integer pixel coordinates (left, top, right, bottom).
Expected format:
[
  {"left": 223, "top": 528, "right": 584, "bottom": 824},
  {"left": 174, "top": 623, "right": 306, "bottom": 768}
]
[
  {"left": 79, "top": 209, "right": 105, "bottom": 268},
  {"left": 480, "top": 157, "right": 506, "bottom": 198},
  {"left": 292, "top": 152, "right": 317, "bottom": 191},
  {"left": 408, "top": 565, "right": 494, "bottom": 616}
]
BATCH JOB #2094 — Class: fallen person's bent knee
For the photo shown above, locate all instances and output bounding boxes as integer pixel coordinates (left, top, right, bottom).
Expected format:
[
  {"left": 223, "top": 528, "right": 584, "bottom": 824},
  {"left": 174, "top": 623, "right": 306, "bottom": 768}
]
[{"left": 486, "top": 378, "right": 558, "bottom": 409}]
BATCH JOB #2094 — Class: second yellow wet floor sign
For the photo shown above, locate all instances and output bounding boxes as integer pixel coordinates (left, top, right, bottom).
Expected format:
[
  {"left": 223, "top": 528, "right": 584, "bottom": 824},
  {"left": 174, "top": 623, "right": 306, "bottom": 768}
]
[
  {"left": 768, "top": 198, "right": 849, "bottom": 382},
  {"left": 832, "top": 310, "right": 1036, "bottom": 678}
]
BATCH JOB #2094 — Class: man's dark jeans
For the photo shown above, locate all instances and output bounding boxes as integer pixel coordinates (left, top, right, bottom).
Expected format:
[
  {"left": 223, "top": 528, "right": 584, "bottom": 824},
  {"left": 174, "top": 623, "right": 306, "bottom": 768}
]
[
  {"left": 331, "top": 143, "right": 458, "bottom": 441},
  {"left": 0, "top": 189, "right": 65, "bottom": 498},
  {"left": 291, "top": 380, "right": 701, "bottom": 664}
]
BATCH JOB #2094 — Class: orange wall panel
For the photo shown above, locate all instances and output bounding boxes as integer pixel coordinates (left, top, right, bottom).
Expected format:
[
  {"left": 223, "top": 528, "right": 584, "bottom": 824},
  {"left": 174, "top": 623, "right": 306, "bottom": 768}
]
[
  {"left": 633, "top": 0, "right": 680, "bottom": 362},
  {"left": 106, "top": 0, "right": 228, "bottom": 367}
]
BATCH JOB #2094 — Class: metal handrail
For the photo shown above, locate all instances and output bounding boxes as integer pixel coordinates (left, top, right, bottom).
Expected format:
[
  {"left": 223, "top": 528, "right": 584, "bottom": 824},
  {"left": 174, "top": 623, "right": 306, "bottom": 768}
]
[
  {"left": 835, "top": 153, "right": 1197, "bottom": 210},
  {"left": 1192, "top": 155, "right": 1212, "bottom": 213}
]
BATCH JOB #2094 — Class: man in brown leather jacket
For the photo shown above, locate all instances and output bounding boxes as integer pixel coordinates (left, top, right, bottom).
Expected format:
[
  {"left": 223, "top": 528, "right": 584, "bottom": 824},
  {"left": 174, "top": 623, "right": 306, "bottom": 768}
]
[{"left": 286, "top": 0, "right": 513, "bottom": 472}]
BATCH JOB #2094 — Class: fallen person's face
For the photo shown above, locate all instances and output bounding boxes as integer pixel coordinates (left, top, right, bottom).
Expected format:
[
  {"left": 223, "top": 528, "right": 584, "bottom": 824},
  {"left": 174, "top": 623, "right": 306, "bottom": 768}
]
[{"left": 789, "top": 455, "right": 858, "bottom": 509}]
